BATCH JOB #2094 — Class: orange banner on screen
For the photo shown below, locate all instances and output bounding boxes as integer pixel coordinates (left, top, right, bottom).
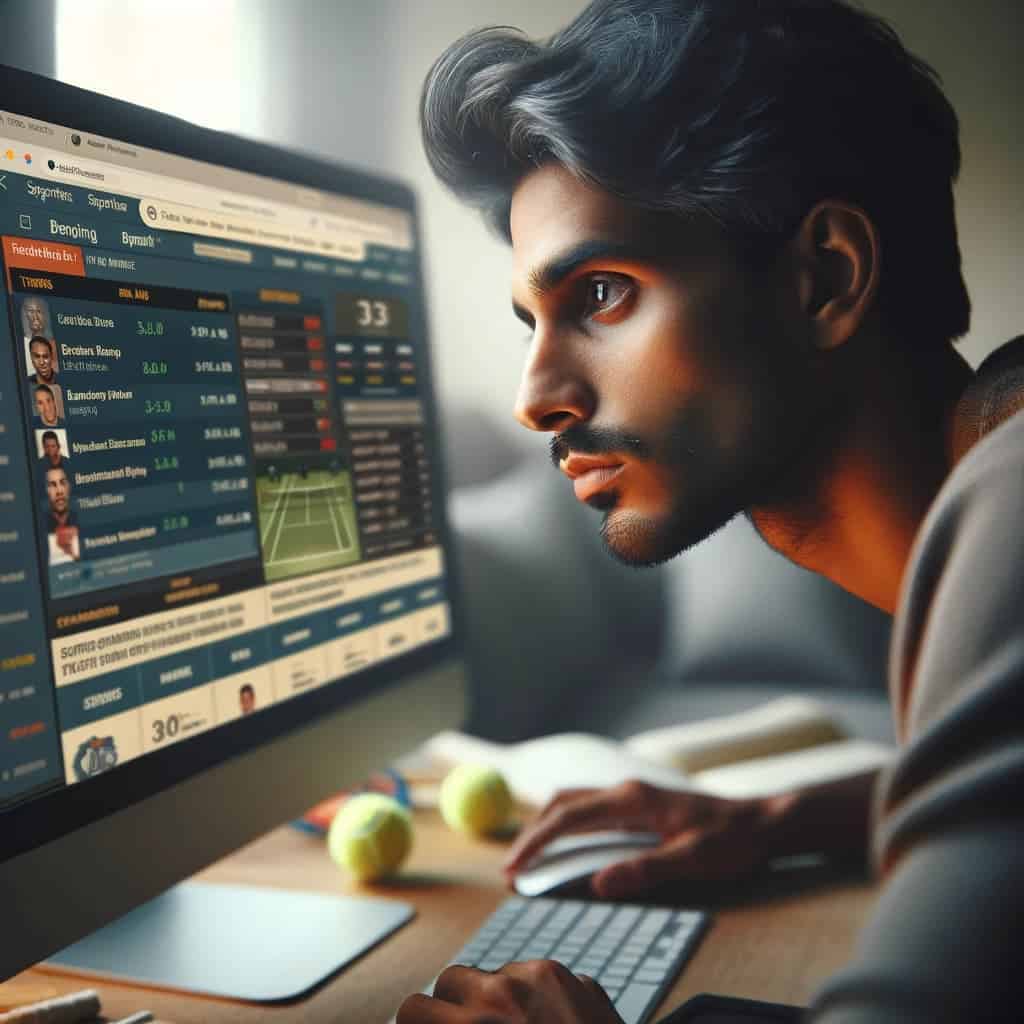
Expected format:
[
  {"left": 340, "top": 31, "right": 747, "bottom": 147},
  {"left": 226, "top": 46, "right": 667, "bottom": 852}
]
[{"left": 2, "top": 236, "right": 85, "bottom": 277}]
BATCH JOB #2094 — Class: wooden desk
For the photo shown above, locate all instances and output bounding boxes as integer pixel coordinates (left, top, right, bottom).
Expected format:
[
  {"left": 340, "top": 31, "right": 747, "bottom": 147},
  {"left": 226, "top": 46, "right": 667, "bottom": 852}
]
[{"left": 15, "top": 809, "right": 877, "bottom": 1023}]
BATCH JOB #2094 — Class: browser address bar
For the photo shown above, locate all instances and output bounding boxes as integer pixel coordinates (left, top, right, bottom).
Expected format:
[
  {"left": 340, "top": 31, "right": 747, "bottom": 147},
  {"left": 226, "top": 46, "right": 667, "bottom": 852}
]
[{"left": 137, "top": 197, "right": 366, "bottom": 261}]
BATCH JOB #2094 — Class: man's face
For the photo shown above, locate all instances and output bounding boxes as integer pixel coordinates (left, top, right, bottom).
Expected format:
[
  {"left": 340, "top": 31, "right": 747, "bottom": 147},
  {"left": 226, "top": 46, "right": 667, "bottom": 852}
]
[
  {"left": 510, "top": 164, "right": 835, "bottom": 566},
  {"left": 30, "top": 340, "right": 53, "bottom": 381},
  {"left": 35, "top": 389, "right": 57, "bottom": 425},
  {"left": 240, "top": 688, "right": 255, "bottom": 714},
  {"left": 25, "top": 301, "right": 46, "bottom": 335},
  {"left": 47, "top": 468, "right": 69, "bottom": 515},
  {"left": 43, "top": 436, "right": 61, "bottom": 465}
]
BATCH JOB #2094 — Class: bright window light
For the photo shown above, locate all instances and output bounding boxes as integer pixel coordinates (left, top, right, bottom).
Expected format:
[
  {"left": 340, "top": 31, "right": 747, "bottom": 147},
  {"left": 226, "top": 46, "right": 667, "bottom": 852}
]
[{"left": 56, "top": 0, "right": 243, "bottom": 132}]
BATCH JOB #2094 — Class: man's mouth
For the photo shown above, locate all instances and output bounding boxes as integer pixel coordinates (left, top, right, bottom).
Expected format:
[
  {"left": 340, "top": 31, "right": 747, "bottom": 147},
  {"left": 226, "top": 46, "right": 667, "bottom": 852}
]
[{"left": 561, "top": 454, "right": 625, "bottom": 502}]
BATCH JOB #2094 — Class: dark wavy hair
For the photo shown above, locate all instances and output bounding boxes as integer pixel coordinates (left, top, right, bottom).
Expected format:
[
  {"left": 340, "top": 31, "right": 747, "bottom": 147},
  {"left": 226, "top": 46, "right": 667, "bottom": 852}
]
[{"left": 421, "top": 0, "right": 970, "bottom": 347}]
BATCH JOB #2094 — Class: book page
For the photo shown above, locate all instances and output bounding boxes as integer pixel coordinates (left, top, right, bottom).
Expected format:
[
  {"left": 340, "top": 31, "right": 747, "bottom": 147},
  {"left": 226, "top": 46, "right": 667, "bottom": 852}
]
[
  {"left": 693, "top": 738, "right": 893, "bottom": 798},
  {"left": 623, "top": 695, "right": 845, "bottom": 773}
]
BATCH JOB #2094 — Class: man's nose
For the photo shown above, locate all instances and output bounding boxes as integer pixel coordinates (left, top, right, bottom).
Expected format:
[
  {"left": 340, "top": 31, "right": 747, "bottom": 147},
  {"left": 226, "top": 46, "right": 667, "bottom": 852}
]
[{"left": 514, "top": 331, "right": 595, "bottom": 434}]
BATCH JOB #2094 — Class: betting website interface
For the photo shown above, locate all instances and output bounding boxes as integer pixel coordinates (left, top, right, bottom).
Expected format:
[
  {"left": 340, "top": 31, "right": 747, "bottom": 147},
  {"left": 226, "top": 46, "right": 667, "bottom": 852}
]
[{"left": 0, "top": 109, "right": 450, "bottom": 808}]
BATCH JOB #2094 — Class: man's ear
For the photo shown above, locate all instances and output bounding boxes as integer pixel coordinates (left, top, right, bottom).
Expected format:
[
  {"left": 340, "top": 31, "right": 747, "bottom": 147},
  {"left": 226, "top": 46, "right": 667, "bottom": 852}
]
[{"left": 792, "top": 200, "right": 880, "bottom": 350}]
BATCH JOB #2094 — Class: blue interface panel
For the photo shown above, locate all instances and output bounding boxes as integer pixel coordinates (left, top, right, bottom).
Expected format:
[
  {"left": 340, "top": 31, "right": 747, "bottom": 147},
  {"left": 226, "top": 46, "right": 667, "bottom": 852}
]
[{"left": 0, "top": 121, "right": 449, "bottom": 805}]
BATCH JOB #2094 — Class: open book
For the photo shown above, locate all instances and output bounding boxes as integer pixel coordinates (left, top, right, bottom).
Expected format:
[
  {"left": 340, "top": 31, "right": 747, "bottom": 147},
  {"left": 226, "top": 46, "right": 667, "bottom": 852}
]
[{"left": 422, "top": 696, "right": 893, "bottom": 806}]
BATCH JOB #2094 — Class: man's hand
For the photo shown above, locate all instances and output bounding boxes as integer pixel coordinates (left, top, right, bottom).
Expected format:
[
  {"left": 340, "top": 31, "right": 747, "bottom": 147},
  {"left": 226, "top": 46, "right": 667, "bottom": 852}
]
[
  {"left": 502, "top": 781, "right": 778, "bottom": 899},
  {"left": 396, "top": 961, "right": 624, "bottom": 1023}
]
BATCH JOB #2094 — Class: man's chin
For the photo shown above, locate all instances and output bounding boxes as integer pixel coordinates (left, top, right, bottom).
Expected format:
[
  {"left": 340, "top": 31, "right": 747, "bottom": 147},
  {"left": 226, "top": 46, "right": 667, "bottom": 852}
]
[{"left": 598, "top": 504, "right": 737, "bottom": 568}]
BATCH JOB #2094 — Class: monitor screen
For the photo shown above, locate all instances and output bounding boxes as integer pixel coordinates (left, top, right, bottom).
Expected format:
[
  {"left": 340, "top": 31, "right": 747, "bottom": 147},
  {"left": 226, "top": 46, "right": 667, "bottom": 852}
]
[{"left": 1, "top": 65, "right": 466, "bottom": 977}]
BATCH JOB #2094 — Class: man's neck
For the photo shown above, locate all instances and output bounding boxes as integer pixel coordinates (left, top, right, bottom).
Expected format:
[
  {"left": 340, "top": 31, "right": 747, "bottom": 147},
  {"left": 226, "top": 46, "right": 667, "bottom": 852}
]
[{"left": 750, "top": 342, "right": 974, "bottom": 614}]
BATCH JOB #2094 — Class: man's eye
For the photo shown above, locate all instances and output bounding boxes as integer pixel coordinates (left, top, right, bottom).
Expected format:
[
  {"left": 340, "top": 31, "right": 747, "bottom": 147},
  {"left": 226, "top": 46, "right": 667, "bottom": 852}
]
[{"left": 581, "top": 275, "right": 633, "bottom": 322}]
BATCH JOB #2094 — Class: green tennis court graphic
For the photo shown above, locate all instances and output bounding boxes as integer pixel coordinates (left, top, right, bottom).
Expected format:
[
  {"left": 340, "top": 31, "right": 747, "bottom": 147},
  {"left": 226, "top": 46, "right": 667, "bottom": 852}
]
[{"left": 257, "top": 470, "right": 361, "bottom": 582}]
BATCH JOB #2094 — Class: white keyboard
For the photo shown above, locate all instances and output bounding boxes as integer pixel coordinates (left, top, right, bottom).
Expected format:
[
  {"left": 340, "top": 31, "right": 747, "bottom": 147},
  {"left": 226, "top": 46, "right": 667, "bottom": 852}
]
[{"left": 399, "top": 896, "right": 709, "bottom": 1024}]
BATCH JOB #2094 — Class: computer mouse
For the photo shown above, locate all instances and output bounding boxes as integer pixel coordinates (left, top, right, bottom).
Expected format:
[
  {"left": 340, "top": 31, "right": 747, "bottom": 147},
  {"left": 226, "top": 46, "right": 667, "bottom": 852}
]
[{"left": 512, "top": 830, "right": 661, "bottom": 897}]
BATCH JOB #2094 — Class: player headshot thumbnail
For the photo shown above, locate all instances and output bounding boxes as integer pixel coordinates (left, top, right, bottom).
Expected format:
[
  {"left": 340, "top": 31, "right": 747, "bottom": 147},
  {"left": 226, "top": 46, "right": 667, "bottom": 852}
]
[
  {"left": 20, "top": 296, "right": 53, "bottom": 343},
  {"left": 37, "top": 428, "right": 68, "bottom": 471},
  {"left": 239, "top": 684, "right": 256, "bottom": 715},
  {"left": 43, "top": 464, "right": 79, "bottom": 564},
  {"left": 27, "top": 335, "right": 59, "bottom": 385},
  {"left": 33, "top": 384, "right": 64, "bottom": 428}
]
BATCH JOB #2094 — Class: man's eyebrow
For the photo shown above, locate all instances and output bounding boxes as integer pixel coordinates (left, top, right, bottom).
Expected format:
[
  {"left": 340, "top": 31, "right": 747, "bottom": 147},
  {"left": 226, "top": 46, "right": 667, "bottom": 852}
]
[
  {"left": 527, "top": 239, "right": 659, "bottom": 295},
  {"left": 512, "top": 238, "right": 665, "bottom": 327}
]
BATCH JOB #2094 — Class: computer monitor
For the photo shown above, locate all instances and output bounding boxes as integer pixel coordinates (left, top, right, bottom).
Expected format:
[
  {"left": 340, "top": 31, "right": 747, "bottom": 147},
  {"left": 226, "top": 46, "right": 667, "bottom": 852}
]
[{"left": 0, "top": 64, "right": 468, "bottom": 992}]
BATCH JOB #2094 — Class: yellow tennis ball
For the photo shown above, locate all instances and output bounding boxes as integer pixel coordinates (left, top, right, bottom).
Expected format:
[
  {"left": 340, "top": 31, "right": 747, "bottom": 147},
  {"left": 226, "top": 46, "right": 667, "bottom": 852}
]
[
  {"left": 327, "top": 793, "right": 413, "bottom": 882},
  {"left": 439, "top": 763, "right": 514, "bottom": 836}
]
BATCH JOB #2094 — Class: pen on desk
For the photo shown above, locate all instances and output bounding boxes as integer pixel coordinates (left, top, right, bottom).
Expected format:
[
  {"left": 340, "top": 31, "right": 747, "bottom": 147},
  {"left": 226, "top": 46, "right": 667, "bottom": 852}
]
[
  {"left": 109, "top": 1013, "right": 154, "bottom": 1024},
  {"left": 0, "top": 988, "right": 101, "bottom": 1024}
]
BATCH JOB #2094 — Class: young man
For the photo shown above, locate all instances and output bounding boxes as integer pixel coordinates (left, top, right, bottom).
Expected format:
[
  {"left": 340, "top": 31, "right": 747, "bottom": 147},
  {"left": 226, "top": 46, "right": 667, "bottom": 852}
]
[
  {"left": 21, "top": 296, "right": 52, "bottom": 343},
  {"left": 38, "top": 429, "right": 66, "bottom": 471},
  {"left": 239, "top": 683, "right": 257, "bottom": 716},
  {"left": 43, "top": 464, "right": 79, "bottom": 564},
  {"left": 398, "top": 1, "right": 1023, "bottom": 1021},
  {"left": 33, "top": 383, "right": 63, "bottom": 428},
  {"left": 27, "top": 334, "right": 58, "bottom": 384}
]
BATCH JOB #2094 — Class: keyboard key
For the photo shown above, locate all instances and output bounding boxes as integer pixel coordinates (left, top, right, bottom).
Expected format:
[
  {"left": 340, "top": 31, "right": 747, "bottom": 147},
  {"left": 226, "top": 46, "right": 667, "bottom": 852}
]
[
  {"left": 615, "top": 982, "right": 661, "bottom": 1024},
  {"left": 518, "top": 944, "right": 554, "bottom": 959},
  {"left": 599, "top": 969, "right": 632, "bottom": 985},
  {"left": 633, "top": 969, "right": 667, "bottom": 984},
  {"left": 478, "top": 957, "right": 511, "bottom": 971}
]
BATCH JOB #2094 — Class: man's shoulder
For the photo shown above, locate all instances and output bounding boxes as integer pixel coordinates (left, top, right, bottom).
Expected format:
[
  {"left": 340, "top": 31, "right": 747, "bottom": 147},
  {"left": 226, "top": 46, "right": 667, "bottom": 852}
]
[
  {"left": 893, "top": 406, "right": 1024, "bottom": 732},
  {"left": 923, "top": 401, "right": 1024, "bottom": 556},
  {"left": 931, "top": 406, "right": 1024, "bottom": 529}
]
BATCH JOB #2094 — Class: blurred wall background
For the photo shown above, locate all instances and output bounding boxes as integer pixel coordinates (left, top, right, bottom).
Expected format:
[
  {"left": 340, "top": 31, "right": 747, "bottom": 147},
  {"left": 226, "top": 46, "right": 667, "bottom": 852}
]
[{"left": 2, "top": 0, "right": 1020, "bottom": 463}]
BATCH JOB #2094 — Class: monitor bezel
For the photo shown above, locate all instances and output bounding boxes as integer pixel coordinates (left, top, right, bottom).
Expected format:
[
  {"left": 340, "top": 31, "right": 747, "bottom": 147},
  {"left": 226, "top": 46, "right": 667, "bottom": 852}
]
[{"left": 0, "top": 62, "right": 467, "bottom": 864}]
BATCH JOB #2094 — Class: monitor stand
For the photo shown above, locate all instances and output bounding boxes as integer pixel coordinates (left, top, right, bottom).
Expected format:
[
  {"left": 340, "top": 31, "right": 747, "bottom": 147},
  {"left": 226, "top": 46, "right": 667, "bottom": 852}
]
[{"left": 45, "top": 880, "right": 414, "bottom": 1002}]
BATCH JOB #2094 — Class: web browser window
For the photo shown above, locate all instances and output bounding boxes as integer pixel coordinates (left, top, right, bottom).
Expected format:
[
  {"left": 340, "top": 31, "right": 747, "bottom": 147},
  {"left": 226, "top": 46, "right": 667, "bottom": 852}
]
[{"left": 0, "top": 112, "right": 449, "bottom": 804}]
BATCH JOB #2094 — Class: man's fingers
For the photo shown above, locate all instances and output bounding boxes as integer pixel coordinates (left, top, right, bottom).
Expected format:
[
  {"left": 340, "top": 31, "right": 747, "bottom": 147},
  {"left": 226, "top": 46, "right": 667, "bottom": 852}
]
[
  {"left": 591, "top": 832, "right": 705, "bottom": 899},
  {"left": 502, "top": 788, "right": 598, "bottom": 872},
  {"left": 576, "top": 972, "right": 622, "bottom": 1013},
  {"left": 395, "top": 992, "right": 480, "bottom": 1023},
  {"left": 397, "top": 962, "right": 625, "bottom": 1022},
  {"left": 500, "top": 960, "right": 617, "bottom": 1012},
  {"left": 592, "top": 818, "right": 766, "bottom": 898},
  {"left": 535, "top": 788, "right": 599, "bottom": 820},
  {"left": 430, "top": 964, "right": 492, "bottom": 1005},
  {"left": 502, "top": 788, "right": 652, "bottom": 873}
]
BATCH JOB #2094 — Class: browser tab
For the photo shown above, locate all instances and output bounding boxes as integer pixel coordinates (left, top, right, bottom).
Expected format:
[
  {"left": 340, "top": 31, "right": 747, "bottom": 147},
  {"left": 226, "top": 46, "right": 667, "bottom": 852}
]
[
  {"left": 85, "top": 191, "right": 133, "bottom": 218},
  {"left": 119, "top": 229, "right": 159, "bottom": 251},
  {"left": 43, "top": 216, "right": 100, "bottom": 247},
  {"left": 23, "top": 179, "right": 75, "bottom": 207}
]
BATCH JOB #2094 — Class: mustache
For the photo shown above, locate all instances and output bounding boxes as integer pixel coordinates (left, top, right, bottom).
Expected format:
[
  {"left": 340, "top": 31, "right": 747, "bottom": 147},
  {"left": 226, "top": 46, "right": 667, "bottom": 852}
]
[{"left": 549, "top": 425, "right": 651, "bottom": 468}]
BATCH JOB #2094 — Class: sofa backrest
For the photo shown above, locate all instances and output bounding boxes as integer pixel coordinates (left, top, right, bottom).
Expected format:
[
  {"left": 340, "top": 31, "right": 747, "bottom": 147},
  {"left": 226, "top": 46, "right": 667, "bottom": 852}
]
[{"left": 656, "top": 515, "right": 892, "bottom": 692}]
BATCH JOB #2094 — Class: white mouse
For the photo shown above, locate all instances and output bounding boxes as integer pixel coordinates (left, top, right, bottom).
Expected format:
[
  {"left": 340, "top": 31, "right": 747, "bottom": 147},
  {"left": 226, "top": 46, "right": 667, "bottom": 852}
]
[{"left": 512, "top": 830, "right": 661, "bottom": 897}]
